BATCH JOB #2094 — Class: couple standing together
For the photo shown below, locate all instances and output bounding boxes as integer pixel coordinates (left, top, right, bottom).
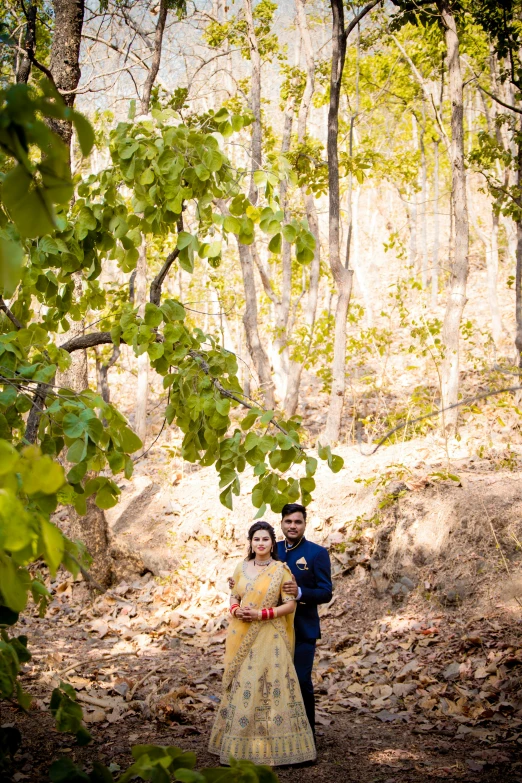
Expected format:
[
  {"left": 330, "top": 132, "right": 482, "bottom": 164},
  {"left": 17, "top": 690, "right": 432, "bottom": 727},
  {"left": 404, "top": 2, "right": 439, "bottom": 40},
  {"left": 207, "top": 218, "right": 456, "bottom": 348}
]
[{"left": 209, "top": 503, "right": 333, "bottom": 767}]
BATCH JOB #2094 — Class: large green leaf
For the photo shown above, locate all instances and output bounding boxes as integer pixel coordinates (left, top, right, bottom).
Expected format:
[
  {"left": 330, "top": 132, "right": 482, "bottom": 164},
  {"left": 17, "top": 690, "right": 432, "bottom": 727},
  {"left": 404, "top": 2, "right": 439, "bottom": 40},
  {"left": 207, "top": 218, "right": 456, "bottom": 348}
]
[{"left": 0, "top": 235, "right": 24, "bottom": 297}]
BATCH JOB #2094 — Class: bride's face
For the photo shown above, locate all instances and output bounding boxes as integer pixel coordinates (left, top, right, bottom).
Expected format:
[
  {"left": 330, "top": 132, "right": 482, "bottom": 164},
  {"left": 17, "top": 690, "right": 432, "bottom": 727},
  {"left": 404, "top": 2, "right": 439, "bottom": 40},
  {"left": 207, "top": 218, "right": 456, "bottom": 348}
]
[{"left": 251, "top": 530, "right": 272, "bottom": 557}]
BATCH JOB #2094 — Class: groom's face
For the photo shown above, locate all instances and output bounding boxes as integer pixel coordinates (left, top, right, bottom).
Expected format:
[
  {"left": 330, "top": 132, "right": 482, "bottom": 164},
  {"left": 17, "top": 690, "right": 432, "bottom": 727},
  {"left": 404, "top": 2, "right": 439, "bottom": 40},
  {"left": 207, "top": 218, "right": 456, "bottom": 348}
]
[{"left": 281, "top": 512, "right": 306, "bottom": 542}]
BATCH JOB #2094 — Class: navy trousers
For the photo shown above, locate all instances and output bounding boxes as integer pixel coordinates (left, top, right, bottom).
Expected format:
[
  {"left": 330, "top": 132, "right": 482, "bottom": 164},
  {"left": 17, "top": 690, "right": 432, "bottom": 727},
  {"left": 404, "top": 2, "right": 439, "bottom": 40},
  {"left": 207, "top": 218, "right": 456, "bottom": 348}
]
[{"left": 294, "top": 638, "right": 317, "bottom": 734}]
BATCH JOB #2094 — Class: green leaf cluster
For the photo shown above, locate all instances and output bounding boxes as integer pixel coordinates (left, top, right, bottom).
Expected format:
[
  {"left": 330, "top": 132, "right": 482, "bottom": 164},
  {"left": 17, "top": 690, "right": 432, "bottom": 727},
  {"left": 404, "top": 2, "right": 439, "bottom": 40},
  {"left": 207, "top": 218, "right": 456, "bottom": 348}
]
[{"left": 48, "top": 744, "right": 279, "bottom": 783}]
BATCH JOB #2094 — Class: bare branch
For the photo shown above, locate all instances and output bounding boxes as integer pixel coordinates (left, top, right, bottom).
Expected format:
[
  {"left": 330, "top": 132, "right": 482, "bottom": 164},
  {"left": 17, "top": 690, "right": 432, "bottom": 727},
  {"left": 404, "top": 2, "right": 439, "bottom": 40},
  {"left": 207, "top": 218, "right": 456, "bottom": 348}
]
[{"left": 82, "top": 33, "right": 151, "bottom": 71}]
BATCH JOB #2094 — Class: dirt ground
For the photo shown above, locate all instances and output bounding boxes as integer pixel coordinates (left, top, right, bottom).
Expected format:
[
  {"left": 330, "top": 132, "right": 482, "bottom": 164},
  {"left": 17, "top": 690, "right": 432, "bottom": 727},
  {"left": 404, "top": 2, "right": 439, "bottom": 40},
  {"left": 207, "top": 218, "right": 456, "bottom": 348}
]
[
  {"left": 3, "top": 573, "right": 522, "bottom": 782},
  {"left": 4, "top": 458, "right": 522, "bottom": 782}
]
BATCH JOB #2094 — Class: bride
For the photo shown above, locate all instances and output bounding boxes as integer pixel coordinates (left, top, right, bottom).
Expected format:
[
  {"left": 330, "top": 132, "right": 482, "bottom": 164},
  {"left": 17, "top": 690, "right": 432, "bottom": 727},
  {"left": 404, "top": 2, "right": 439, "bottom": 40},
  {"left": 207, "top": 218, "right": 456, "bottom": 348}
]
[{"left": 209, "top": 521, "right": 316, "bottom": 767}]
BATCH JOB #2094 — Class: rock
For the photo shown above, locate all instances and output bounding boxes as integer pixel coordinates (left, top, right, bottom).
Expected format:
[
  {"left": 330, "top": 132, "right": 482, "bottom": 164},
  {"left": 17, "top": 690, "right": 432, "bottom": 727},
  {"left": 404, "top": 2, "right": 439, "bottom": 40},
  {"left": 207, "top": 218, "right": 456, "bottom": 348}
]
[
  {"left": 396, "top": 660, "right": 419, "bottom": 681},
  {"left": 84, "top": 708, "right": 106, "bottom": 723},
  {"left": 440, "top": 582, "right": 467, "bottom": 606},
  {"left": 399, "top": 576, "right": 415, "bottom": 590},
  {"left": 443, "top": 662, "right": 462, "bottom": 681},
  {"left": 390, "top": 582, "right": 410, "bottom": 601},
  {"left": 353, "top": 565, "right": 367, "bottom": 583}
]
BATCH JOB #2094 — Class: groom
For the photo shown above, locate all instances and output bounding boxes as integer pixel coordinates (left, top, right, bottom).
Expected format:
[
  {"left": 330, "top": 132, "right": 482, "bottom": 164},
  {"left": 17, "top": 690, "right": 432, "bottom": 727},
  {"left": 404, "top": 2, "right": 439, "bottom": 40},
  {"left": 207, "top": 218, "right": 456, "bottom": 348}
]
[{"left": 277, "top": 503, "right": 332, "bottom": 735}]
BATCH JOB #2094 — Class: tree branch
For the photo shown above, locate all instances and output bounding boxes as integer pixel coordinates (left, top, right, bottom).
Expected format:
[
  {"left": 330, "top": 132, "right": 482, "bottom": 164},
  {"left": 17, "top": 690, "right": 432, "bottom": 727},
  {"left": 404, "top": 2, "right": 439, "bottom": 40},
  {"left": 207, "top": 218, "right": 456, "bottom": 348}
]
[
  {"left": 476, "top": 82, "right": 522, "bottom": 116},
  {"left": 82, "top": 33, "right": 151, "bottom": 71},
  {"left": 149, "top": 248, "right": 180, "bottom": 306},
  {"left": 344, "top": 0, "right": 382, "bottom": 40},
  {"left": 149, "top": 218, "right": 183, "bottom": 306},
  {"left": 250, "top": 242, "right": 279, "bottom": 306},
  {"left": 0, "top": 297, "right": 24, "bottom": 329}
]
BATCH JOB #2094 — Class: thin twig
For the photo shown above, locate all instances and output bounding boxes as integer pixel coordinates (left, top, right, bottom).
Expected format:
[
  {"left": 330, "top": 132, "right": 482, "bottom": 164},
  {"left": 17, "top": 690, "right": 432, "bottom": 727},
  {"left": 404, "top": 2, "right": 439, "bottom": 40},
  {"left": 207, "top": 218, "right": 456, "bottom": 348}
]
[
  {"left": 57, "top": 652, "right": 138, "bottom": 677},
  {"left": 127, "top": 665, "right": 161, "bottom": 701}
]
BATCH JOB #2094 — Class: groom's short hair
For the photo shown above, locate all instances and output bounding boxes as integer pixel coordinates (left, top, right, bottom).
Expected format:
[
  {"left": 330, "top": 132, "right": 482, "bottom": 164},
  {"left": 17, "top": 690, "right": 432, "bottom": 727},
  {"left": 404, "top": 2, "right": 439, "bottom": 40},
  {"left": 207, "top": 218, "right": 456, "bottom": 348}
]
[{"left": 281, "top": 503, "right": 307, "bottom": 521}]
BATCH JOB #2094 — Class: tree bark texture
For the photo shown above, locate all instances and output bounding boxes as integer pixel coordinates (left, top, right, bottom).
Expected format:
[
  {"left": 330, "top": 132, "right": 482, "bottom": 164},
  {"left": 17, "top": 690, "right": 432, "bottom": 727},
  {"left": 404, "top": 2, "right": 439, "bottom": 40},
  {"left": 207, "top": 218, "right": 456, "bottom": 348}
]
[
  {"left": 515, "top": 117, "right": 522, "bottom": 367},
  {"left": 438, "top": 1, "right": 469, "bottom": 433},
  {"left": 140, "top": 0, "right": 168, "bottom": 114},
  {"left": 323, "top": 0, "right": 353, "bottom": 445},
  {"left": 16, "top": 2, "right": 37, "bottom": 84},
  {"left": 281, "top": 0, "right": 322, "bottom": 417},
  {"left": 238, "top": 244, "right": 276, "bottom": 408},
  {"left": 431, "top": 139, "right": 440, "bottom": 306},
  {"left": 244, "top": 0, "right": 262, "bottom": 205},
  {"left": 49, "top": 0, "right": 85, "bottom": 145},
  {"left": 134, "top": 244, "right": 149, "bottom": 446}
]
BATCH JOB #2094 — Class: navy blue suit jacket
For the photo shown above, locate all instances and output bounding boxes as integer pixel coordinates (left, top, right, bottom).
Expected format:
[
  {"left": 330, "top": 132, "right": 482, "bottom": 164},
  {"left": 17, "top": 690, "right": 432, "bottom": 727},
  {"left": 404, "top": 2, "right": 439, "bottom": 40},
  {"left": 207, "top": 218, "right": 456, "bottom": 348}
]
[{"left": 276, "top": 538, "right": 332, "bottom": 641}]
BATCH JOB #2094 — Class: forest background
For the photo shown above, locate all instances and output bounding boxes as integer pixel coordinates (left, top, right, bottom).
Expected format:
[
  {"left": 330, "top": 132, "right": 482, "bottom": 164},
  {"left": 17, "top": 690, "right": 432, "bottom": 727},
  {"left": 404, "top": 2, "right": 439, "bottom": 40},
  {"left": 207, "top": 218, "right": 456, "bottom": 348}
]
[{"left": 2, "top": 0, "right": 522, "bottom": 781}]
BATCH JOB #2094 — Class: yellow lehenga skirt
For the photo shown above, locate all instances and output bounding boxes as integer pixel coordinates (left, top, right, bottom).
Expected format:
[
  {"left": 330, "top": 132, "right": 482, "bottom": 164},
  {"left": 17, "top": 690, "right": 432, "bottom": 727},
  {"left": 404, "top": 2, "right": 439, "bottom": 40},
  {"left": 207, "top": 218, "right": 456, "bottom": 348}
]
[{"left": 209, "top": 560, "right": 316, "bottom": 767}]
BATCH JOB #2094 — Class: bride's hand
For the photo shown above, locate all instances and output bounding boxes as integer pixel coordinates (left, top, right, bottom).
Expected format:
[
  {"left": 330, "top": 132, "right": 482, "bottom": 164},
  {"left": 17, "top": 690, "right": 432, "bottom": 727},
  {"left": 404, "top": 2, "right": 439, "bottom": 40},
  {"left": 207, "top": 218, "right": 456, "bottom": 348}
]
[
  {"left": 228, "top": 577, "right": 235, "bottom": 590},
  {"left": 240, "top": 606, "right": 258, "bottom": 622}
]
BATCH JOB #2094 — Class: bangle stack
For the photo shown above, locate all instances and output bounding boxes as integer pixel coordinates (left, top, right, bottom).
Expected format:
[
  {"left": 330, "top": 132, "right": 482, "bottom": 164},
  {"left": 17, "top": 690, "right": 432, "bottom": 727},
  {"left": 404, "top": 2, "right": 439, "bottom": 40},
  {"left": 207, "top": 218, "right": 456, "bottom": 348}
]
[
  {"left": 230, "top": 603, "right": 240, "bottom": 616},
  {"left": 260, "top": 608, "right": 275, "bottom": 621}
]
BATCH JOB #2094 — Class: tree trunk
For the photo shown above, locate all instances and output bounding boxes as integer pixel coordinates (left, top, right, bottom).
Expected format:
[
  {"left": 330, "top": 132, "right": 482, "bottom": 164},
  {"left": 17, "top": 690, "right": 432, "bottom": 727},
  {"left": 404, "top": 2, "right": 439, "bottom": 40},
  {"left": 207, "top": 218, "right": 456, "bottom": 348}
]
[
  {"left": 281, "top": 0, "right": 322, "bottom": 417},
  {"left": 140, "top": 0, "right": 168, "bottom": 114},
  {"left": 134, "top": 244, "right": 149, "bottom": 446},
  {"left": 431, "top": 139, "right": 440, "bottom": 306},
  {"left": 516, "top": 117, "right": 522, "bottom": 367},
  {"left": 323, "top": 0, "right": 353, "bottom": 445},
  {"left": 238, "top": 244, "right": 276, "bottom": 408},
  {"left": 49, "top": 0, "right": 84, "bottom": 146},
  {"left": 438, "top": 1, "right": 469, "bottom": 434},
  {"left": 488, "top": 210, "right": 503, "bottom": 347},
  {"left": 16, "top": 2, "right": 37, "bottom": 84},
  {"left": 407, "top": 185, "right": 418, "bottom": 270},
  {"left": 95, "top": 345, "right": 120, "bottom": 404},
  {"left": 419, "top": 115, "right": 429, "bottom": 287},
  {"left": 244, "top": 0, "right": 262, "bottom": 205}
]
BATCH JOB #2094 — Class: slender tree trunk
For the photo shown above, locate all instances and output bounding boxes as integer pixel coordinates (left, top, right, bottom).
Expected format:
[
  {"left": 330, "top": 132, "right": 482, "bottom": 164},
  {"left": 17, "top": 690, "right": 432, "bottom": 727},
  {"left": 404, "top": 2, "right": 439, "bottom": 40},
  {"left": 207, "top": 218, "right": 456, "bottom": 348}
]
[
  {"left": 132, "top": 0, "right": 170, "bottom": 449},
  {"left": 238, "top": 244, "right": 276, "bottom": 407},
  {"left": 134, "top": 245, "right": 149, "bottom": 446},
  {"left": 419, "top": 115, "right": 429, "bottom": 287},
  {"left": 96, "top": 345, "right": 120, "bottom": 404},
  {"left": 515, "top": 118, "right": 522, "bottom": 366},
  {"left": 407, "top": 185, "right": 418, "bottom": 270},
  {"left": 468, "top": 180, "right": 504, "bottom": 347},
  {"left": 140, "top": 0, "right": 168, "bottom": 114},
  {"left": 244, "top": 0, "right": 262, "bottom": 204},
  {"left": 282, "top": 0, "right": 322, "bottom": 417},
  {"left": 489, "top": 210, "right": 503, "bottom": 347},
  {"left": 431, "top": 139, "right": 440, "bottom": 306},
  {"left": 323, "top": 0, "right": 353, "bottom": 445},
  {"left": 16, "top": 2, "right": 37, "bottom": 84},
  {"left": 235, "top": 0, "right": 275, "bottom": 407},
  {"left": 438, "top": 1, "right": 469, "bottom": 434}
]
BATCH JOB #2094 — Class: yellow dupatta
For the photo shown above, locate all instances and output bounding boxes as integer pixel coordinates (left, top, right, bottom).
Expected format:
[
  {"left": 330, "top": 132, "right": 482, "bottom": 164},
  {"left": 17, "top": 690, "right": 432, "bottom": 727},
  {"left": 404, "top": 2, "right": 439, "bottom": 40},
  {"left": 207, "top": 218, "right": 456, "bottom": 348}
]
[{"left": 223, "top": 560, "right": 295, "bottom": 690}]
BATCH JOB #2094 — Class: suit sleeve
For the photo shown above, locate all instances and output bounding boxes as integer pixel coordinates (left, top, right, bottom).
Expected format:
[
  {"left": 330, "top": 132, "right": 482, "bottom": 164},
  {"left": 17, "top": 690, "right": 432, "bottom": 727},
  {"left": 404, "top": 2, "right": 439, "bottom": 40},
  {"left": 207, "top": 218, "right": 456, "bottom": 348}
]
[{"left": 299, "top": 548, "right": 333, "bottom": 605}]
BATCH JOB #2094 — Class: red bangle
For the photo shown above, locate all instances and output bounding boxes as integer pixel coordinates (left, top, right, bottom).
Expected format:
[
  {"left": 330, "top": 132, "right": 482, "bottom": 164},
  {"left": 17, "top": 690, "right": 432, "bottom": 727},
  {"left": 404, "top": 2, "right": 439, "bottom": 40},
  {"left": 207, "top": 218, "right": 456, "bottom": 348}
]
[
  {"left": 261, "top": 608, "right": 268, "bottom": 620},
  {"left": 230, "top": 603, "right": 239, "bottom": 615},
  {"left": 269, "top": 607, "right": 274, "bottom": 620}
]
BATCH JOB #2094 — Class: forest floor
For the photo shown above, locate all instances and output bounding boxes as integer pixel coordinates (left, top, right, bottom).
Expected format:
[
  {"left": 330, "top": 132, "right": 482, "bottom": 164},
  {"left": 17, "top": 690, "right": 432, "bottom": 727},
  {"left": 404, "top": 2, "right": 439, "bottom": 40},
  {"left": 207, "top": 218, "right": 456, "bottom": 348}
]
[
  {"left": 5, "top": 419, "right": 522, "bottom": 782},
  {"left": 5, "top": 490, "right": 522, "bottom": 782}
]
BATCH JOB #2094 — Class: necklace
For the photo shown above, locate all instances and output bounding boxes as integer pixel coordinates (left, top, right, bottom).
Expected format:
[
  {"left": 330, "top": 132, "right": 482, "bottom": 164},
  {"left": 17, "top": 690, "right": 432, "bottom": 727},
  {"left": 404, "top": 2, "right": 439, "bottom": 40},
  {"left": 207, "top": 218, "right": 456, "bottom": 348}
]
[
  {"left": 254, "top": 558, "right": 272, "bottom": 567},
  {"left": 284, "top": 536, "right": 304, "bottom": 553}
]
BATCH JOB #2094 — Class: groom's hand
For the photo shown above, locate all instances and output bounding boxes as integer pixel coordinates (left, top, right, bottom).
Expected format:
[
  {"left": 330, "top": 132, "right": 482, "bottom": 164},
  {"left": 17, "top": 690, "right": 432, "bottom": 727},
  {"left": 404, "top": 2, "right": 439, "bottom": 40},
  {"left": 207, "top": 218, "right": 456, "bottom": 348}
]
[{"left": 283, "top": 574, "right": 298, "bottom": 597}]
